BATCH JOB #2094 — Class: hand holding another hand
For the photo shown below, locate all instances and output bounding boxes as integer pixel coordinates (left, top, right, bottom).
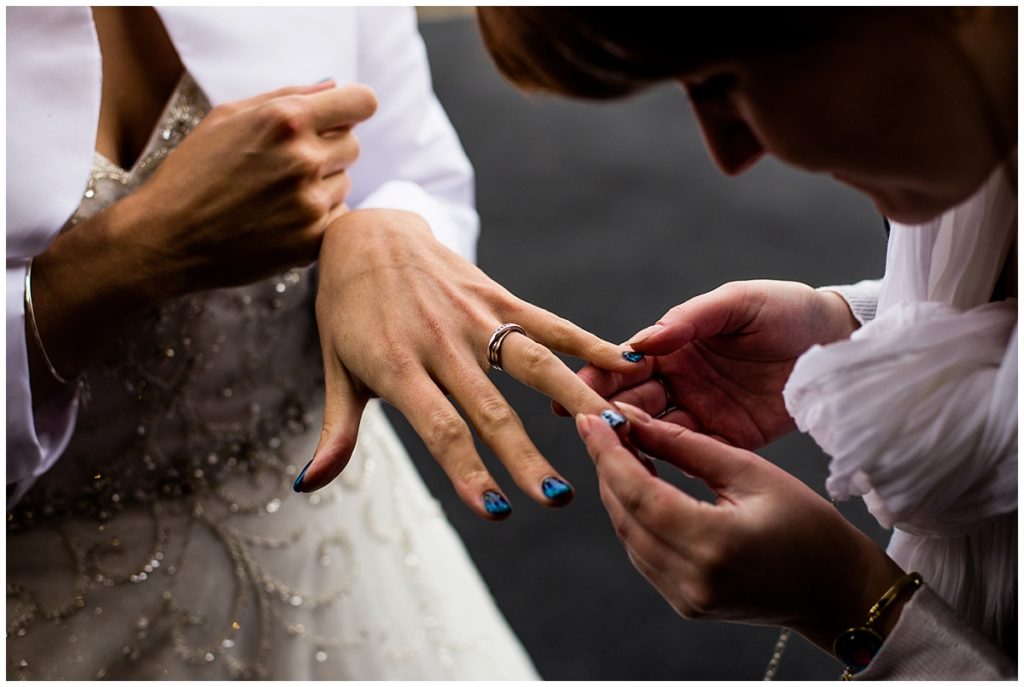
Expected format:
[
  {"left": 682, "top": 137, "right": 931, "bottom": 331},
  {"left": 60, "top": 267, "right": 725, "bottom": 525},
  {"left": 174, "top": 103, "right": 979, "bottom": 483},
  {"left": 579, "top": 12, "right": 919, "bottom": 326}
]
[
  {"left": 118, "top": 80, "right": 378, "bottom": 298},
  {"left": 577, "top": 402, "right": 904, "bottom": 652},
  {"left": 576, "top": 280, "right": 860, "bottom": 450},
  {"left": 28, "top": 80, "right": 378, "bottom": 393}
]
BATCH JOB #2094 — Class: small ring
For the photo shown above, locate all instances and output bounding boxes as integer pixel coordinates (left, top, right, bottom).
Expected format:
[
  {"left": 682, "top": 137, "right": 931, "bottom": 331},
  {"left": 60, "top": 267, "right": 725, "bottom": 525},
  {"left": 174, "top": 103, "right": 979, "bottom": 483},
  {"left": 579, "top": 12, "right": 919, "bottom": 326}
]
[
  {"left": 655, "top": 377, "right": 675, "bottom": 418},
  {"left": 487, "top": 323, "right": 526, "bottom": 373}
]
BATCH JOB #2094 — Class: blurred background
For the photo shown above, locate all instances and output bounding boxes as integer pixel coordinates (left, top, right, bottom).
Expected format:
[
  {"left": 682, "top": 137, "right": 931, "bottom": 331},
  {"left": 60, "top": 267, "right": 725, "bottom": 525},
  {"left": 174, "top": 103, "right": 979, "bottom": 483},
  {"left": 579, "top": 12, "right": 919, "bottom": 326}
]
[{"left": 386, "top": 10, "right": 892, "bottom": 680}]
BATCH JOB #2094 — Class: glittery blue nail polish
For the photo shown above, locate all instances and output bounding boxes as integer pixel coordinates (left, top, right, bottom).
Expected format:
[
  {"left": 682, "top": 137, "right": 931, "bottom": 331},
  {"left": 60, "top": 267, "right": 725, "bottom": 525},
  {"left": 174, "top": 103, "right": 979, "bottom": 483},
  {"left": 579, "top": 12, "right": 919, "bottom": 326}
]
[
  {"left": 293, "top": 459, "right": 313, "bottom": 493},
  {"left": 622, "top": 350, "right": 645, "bottom": 363},
  {"left": 541, "top": 476, "right": 573, "bottom": 502},
  {"left": 482, "top": 490, "right": 511, "bottom": 517},
  {"left": 601, "top": 409, "right": 627, "bottom": 429}
]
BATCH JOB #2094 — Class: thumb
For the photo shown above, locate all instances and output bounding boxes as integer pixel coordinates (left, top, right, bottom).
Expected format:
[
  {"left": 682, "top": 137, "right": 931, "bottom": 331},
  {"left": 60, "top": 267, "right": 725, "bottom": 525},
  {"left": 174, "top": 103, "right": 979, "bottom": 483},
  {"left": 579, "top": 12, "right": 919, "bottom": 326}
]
[
  {"left": 616, "top": 403, "right": 756, "bottom": 494},
  {"left": 626, "top": 283, "right": 757, "bottom": 355},
  {"left": 294, "top": 362, "right": 368, "bottom": 493}
]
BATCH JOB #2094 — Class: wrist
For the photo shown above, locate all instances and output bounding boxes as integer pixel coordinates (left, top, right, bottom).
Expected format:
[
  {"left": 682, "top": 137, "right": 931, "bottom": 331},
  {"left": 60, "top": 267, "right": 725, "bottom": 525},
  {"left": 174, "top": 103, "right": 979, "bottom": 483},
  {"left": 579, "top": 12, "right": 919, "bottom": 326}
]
[
  {"left": 818, "top": 289, "right": 861, "bottom": 342},
  {"left": 834, "top": 571, "right": 922, "bottom": 677},
  {"left": 108, "top": 190, "right": 191, "bottom": 303},
  {"left": 789, "top": 522, "right": 906, "bottom": 655},
  {"left": 28, "top": 198, "right": 174, "bottom": 380}
]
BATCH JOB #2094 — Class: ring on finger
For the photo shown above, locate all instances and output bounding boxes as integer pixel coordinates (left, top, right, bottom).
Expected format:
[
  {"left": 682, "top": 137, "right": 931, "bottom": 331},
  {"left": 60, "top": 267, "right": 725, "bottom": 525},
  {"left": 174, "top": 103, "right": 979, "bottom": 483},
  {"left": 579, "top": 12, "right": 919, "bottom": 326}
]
[
  {"left": 487, "top": 323, "right": 526, "bottom": 373},
  {"left": 655, "top": 377, "right": 675, "bottom": 418}
]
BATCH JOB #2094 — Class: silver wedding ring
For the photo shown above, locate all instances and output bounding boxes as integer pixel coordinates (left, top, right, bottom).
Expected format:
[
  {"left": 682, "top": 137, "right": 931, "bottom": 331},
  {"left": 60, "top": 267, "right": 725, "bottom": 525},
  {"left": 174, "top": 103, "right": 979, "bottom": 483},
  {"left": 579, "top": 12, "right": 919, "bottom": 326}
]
[{"left": 487, "top": 323, "right": 526, "bottom": 373}]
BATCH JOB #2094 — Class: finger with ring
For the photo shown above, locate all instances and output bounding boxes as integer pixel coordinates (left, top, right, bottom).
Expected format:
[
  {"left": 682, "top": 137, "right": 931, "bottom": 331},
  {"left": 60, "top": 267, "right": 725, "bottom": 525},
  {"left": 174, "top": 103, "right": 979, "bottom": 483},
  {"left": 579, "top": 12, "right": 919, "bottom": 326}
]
[{"left": 487, "top": 323, "right": 526, "bottom": 372}]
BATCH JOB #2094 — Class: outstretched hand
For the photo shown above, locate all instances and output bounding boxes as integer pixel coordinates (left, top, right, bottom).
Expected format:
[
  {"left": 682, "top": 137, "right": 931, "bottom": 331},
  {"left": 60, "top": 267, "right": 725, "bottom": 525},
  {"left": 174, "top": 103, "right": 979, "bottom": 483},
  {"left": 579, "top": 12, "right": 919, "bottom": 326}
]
[
  {"left": 301, "top": 209, "right": 642, "bottom": 520},
  {"left": 573, "top": 280, "right": 860, "bottom": 450},
  {"left": 577, "top": 402, "right": 904, "bottom": 652}
]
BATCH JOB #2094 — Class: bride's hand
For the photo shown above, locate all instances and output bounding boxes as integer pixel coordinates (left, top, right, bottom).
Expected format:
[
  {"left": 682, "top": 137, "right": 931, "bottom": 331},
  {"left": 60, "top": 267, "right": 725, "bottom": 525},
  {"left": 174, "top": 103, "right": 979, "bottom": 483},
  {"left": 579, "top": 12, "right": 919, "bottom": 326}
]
[
  {"left": 115, "top": 80, "right": 378, "bottom": 299},
  {"left": 27, "top": 80, "right": 377, "bottom": 393},
  {"left": 301, "top": 208, "right": 644, "bottom": 519}
]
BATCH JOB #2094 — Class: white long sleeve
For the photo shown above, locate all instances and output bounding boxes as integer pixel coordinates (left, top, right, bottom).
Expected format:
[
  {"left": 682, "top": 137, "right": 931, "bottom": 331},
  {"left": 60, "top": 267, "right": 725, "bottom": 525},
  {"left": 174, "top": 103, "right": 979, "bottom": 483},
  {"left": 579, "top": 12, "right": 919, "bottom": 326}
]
[
  {"left": 6, "top": 7, "right": 100, "bottom": 507},
  {"left": 348, "top": 7, "right": 478, "bottom": 262}
]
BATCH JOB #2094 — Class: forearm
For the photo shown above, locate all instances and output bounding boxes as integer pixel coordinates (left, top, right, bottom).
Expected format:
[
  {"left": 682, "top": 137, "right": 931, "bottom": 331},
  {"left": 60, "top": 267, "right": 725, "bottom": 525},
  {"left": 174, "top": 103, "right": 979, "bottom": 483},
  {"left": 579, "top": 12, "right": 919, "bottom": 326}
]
[{"left": 27, "top": 193, "right": 179, "bottom": 402}]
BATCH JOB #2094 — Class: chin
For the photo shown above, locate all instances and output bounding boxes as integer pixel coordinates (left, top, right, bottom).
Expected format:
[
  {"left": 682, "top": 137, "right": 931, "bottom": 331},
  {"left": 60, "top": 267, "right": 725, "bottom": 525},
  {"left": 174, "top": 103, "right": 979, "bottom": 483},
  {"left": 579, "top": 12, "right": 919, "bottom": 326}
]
[
  {"left": 852, "top": 182, "right": 953, "bottom": 225},
  {"left": 874, "top": 200, "right": 948, "bottom": 225}
]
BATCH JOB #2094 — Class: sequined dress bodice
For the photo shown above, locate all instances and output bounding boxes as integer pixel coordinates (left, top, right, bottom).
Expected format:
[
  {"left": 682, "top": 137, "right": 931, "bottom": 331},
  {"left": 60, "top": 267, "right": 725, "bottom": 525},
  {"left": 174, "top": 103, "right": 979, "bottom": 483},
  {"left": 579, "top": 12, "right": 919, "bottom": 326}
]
[{"left": 12, "top": 75, "right": 323, "bottom": 521}]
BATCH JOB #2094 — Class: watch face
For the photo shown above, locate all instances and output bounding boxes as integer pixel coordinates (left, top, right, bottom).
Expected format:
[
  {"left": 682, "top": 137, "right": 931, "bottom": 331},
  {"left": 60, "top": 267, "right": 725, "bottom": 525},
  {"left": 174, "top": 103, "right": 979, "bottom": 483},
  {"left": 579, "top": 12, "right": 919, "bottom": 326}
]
[{"left": 834, "top": 627, "right": 884, "bottom": 673}]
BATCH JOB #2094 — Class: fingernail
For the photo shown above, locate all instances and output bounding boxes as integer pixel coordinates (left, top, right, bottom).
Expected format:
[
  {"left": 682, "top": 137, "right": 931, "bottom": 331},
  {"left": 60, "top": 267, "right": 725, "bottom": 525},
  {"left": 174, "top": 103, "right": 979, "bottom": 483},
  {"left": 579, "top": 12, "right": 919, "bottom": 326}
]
[
  {"left": 622, "top": 350, "right": 645, "bottom": 363},
  {"left": 600, "top": 408, "right": 627, "bottom": 429},
  {"left": 541, "top": 476, "right": 573, "bottom": 503},
  {"left": 293, "top": 459, "right": 313, "bottom": 493},
  {"left": 316, "top": 76, "right": 334, "bottom": 84},
  {"left": 627, "top": 324, "right": 663, "bottom": 346},
  {"left": 575, "top": 413, "right": 592, "bottom": 440},
  {"left": 482, "top": 490, "right": 511, "bottom": 517},
  {"left": 615, "top": 401, "right": 651, "bottom": 423}
]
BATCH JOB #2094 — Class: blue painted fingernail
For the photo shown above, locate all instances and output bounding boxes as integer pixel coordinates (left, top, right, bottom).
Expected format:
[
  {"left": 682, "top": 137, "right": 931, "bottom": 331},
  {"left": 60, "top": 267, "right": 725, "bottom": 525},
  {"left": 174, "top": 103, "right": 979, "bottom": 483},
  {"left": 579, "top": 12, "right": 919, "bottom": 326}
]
[
  {"left": 482, "top": 490, "right": 511, "bottom": 517},
  {"left": 601, "top": 409, "right": 627, "bottom": 428},
  {"left": 293, "top": 459, "right": 313, "bottom": 493},
  {"left": 541, "top": 476, "right": 573, "bottom": 502},
  {"left": 622, "top": 350, "right": 645, "bottom": 363}
]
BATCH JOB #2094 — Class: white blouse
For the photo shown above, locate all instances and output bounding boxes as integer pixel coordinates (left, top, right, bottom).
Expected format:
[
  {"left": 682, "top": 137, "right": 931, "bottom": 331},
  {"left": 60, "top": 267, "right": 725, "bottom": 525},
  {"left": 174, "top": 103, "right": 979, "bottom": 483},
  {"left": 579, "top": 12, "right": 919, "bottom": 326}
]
[
  {"left": 785, "top": 161, "right": 1017, "bottom": 652},
  {"left": 6, "top": 7, "right": 478, "bottom": 505}
]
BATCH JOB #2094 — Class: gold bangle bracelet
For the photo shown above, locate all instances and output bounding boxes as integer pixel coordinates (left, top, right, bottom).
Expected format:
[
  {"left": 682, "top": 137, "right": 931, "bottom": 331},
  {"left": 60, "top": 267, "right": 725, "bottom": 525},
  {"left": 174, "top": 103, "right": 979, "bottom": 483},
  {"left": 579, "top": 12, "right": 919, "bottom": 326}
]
[
  {"left": 835, "top": 571, "right": 923, "bottom": 679},
  {"left": 24, "top": 257, "right": 73, "bottom": 385}
]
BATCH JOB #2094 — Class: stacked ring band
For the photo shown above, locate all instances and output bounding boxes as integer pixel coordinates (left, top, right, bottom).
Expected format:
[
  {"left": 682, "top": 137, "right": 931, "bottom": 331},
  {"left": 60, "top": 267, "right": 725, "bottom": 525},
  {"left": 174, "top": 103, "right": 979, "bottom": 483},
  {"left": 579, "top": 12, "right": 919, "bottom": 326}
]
[{"left": 487, "top": 323, "right": 526, "bottom": 372}]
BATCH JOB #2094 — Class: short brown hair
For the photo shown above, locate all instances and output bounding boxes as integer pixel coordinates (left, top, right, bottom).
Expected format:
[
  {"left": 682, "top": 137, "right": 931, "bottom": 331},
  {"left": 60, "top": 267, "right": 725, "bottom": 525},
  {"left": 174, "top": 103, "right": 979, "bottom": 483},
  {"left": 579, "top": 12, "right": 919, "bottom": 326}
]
[{"left": 477, "top": 8, "right": 881, "bottom": 99}]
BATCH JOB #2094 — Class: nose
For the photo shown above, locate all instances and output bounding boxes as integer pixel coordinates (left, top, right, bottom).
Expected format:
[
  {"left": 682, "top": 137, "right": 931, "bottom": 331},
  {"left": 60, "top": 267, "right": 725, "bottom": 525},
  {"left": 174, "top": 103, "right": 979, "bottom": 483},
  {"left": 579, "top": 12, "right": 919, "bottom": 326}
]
[{"left": 689, "top": 99, "right": 765, "bottom": 176}]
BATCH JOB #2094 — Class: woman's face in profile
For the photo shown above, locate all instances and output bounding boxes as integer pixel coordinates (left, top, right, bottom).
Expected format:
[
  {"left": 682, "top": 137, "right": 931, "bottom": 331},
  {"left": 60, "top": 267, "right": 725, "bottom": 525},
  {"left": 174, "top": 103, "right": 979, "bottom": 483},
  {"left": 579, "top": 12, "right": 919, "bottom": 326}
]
[{"left": 679, "top": 17, "right": 1002, "bottom": 224}]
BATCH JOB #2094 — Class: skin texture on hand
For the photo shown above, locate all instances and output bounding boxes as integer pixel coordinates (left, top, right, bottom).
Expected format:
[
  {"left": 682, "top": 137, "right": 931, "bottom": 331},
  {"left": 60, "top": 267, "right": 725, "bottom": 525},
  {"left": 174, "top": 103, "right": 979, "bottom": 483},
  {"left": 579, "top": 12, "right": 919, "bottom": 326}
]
[
  {"left": 303, "top": 208, "right": 643, "bottom": 520},
  {"left": 575, "top": 280, "right": 860, "bottom": 450},
  {"left": 576, "top": 403, "right": 906, "bottom": 653},
  {"left": 27, "top": 81, "right": 377, "bottom": 400}
]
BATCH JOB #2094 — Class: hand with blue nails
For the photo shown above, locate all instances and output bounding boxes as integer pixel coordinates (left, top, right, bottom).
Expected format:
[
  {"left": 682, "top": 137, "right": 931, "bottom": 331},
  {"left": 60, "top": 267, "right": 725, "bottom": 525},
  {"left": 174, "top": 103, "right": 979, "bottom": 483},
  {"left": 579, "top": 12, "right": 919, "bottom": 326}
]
[
  {"left": 297, "top": 208, "right": 641, "bottom": 520},
  {"left": 575, "top": 402, "right": 905, "bottom": 655},
  {"left": 575, "top": 280, "right": 859, "bottom": 450}
]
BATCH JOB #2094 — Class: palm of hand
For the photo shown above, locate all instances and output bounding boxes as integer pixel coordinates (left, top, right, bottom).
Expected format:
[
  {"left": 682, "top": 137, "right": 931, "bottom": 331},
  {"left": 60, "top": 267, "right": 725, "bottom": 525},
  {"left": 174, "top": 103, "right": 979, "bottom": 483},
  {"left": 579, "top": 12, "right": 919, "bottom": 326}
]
[
  {"left": 602, "top": 280, "right": 858, "bottom": 451},
  {"left": 654, "top": 336, "right": 799, "bottom": 449}
]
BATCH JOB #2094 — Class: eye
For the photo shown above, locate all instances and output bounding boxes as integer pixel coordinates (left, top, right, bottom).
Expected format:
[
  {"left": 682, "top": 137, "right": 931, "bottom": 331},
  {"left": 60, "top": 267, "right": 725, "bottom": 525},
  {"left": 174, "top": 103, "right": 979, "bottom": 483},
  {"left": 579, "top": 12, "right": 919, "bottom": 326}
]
[{"left": 687, "top": 73, "right": 739, "bottom": 103}]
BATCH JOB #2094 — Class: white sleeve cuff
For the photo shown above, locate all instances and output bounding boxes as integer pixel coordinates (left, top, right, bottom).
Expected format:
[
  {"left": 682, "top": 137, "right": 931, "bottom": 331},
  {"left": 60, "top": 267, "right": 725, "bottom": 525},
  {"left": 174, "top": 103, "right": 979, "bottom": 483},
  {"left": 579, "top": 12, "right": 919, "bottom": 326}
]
[
  {"left": 817, "top": 279, "right": 882, "bottom": 325},
  {"left": 7, "top": 260, "right": 80, "bottom": 508}
]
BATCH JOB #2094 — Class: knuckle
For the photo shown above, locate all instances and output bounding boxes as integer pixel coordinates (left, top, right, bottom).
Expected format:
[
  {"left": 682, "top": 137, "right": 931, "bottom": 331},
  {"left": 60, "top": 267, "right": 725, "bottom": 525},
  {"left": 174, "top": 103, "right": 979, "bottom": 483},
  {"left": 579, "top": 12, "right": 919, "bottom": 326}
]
[
  {"left": 264, "top": 97, "right": 312, "bottom": 137},
  {"left": 291, "top": 142, "right": 326, "bottom": 177},
  {"left": 301, "top": 184, "right": 331, "bottom": 217},
  {"left": 518, "top": 340, "right": 555, "bottom": 376},
  {"left": 425, "top": 411, "right": 469, "bottom": 453},
  {"left": 637, "top": 493, "right": 675, "bottom": 530},
  {"left": 378, "top": 344, "right": 418, "bottom": 381},
  {"left": 343, "top": 134, "right": 361, "bottom": 165},
  {"left": 477, "top": 396, "right": 517, "bottom": 433},
  {"left": 205, "top": 103, "right": 235, "bottom": 124},
  {"left": 687, "top": 580, "right": 720, "bottom": 614}
]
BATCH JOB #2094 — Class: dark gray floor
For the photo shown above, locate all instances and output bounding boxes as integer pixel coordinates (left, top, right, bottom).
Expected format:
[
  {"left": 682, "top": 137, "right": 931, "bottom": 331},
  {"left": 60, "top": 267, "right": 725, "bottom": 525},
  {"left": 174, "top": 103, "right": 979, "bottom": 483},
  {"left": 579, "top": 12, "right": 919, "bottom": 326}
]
[{"left": 386, "top": 18, "right": 891, "bottom": 680}]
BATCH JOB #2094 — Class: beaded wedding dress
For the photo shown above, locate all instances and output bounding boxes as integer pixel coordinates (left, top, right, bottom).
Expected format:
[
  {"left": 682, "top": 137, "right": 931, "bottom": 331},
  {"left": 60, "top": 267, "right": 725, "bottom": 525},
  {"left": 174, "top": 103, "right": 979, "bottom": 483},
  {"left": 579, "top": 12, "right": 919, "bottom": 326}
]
[{"left": 6, "top": 75, "right": 537, "bottom": 680}]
